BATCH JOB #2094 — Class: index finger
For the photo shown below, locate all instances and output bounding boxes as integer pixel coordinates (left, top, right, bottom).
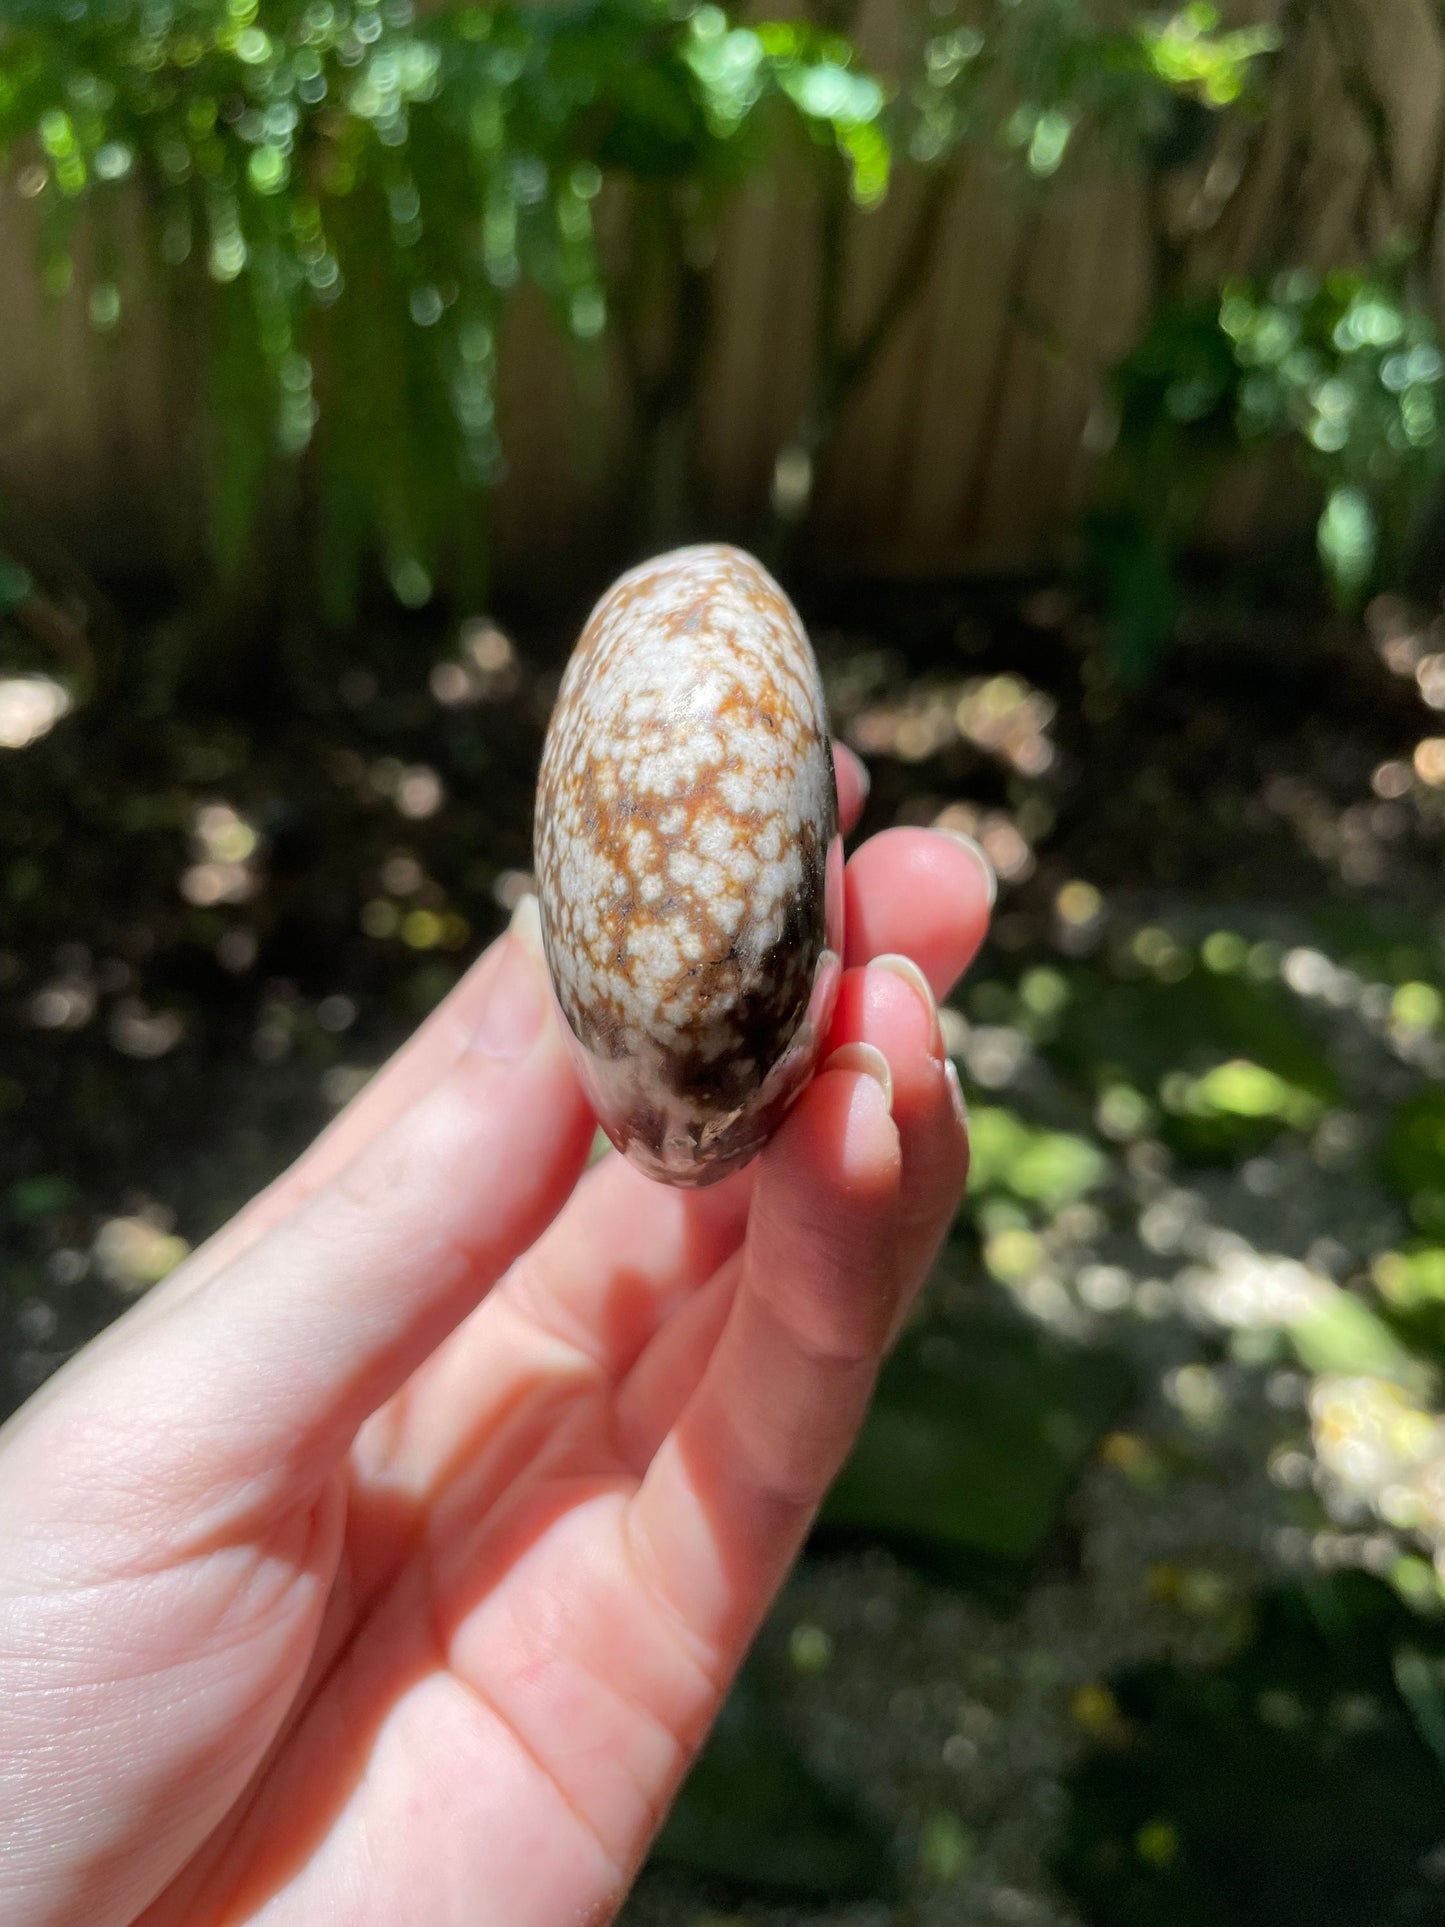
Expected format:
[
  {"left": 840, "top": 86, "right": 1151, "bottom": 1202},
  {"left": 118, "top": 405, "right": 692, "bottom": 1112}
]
[{"left": 846, "top": 825, "right": 994, "bottom": 995}]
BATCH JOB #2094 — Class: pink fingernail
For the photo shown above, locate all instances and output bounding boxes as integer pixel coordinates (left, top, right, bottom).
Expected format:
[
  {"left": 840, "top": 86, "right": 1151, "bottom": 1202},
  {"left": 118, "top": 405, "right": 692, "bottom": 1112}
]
[
  {"left": 870, "top": 952, "right": 943, "bottom": 1059},
  {"left": 470, "top": 895, "right": 548, "bottom": 1061},
  {"left": 945, "top": 1057, "right": 970, "bottom": 1130},
  {"left": 933, "top": 827, "right": 997, "bottom": 909},
  {"left": 821, "top": 1042, "right": 894, "bottom": 1114}
]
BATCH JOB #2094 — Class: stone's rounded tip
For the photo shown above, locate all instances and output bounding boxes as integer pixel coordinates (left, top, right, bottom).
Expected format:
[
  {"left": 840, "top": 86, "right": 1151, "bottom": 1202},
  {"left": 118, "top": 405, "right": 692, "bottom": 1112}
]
[
  {"left": 619, "top": 540, "right": 749, "bottom": 573},
  {"left": 581, "top": 935, "right": 842, "bottom": 1186},
  {"left": 535, "top": 544, "right": 841, "bottom": 1187}
]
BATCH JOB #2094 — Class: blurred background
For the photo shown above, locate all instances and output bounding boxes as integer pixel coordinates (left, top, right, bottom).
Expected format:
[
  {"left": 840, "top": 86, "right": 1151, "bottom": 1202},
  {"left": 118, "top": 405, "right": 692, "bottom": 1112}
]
[{"left": 4, "top": 1, "right": 1445, "bottom": 1920}]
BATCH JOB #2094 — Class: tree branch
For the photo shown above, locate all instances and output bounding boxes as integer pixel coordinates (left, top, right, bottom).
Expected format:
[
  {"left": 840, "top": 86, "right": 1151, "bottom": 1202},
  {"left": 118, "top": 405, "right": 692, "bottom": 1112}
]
[
  {"left": 1412, "top": 71, "right": 1445, "bottom": 307},
  {"left": 957, "top": 201, "right": 1043, "bottom": 546},
  {"left": 1313, "top": 0, "right": 1401, "bottom": 237},
  {"left": 835, "top": 164, "right": 958, "bottom": 401},
  {"left": 1251, "top": 1, "right": 1322, "bottom": 278}
]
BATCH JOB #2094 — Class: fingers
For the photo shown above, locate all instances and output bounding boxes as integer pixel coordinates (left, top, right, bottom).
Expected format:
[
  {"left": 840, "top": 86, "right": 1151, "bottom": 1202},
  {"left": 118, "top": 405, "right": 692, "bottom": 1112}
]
[
  {"left": 374, "top": 810, "right": 989, "bottom": 1516},
  {"left": 625, "top": 1054, "right": 904, "bottom": 1663},
  {"left": 845, "top": 825, "right": 993, "bottom": 995},
  {"left": 456, "top": 799, "right": 979, "bottom": 1419},
  {"left": 344, "top": 781, "right": 982, "bottom": 1500},
  {"left": 498, "top": 1157, "right": 752, "bottom": 1378},
  {"left": 15, "top": 900, "right": 597, "bottom": 1520},
  {"left": 610, "top": 1257, "right": 741, "bottom": 1475},
  {"left": 367, "top": 1155, "right": 755, "bottom": 1504},
  {"left": 829, "top": 956, "right": 969, "bottom": 1332},
  {"left": 613, "top": 953, "right": 966, "bottom": 1467},
  {"left": 834, "top": 741, "right": 869, "bottom": 835}
]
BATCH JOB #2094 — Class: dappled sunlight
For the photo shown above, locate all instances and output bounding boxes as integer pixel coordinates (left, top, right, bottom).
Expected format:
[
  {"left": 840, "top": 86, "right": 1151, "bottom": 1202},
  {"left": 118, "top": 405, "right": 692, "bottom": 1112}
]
[
  {"left": 0, "top": 673, "right": 71, "bottom": 749},
  {"left": 918, "top": 845, "right": 1445, "bottom": 1642},
  {"left": 5, "top": 1, "right": 1445, "bottom": 1916},
  {"left": 935, "top": 802, "right": 1037, "bottom": 886},
  {"left": 7, "top": 606, "right": 1445, "bottom": 1926},
  {"left": 182, "top": 799, "right": 263, "bottom": 906},
  {"left": 93, "top": 1210, "right": 190, "bottom": 1295},
  {"left": 848, "top": 672, "right": 1057, "bottom": 778},
  {"left": 18, "top": 548, "right": 1445, "bottom": 1923}
]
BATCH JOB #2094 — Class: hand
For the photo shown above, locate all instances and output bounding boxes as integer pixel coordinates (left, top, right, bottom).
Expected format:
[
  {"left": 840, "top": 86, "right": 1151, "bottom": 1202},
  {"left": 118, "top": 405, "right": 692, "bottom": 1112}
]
[{"left": 0, "top": 749, "right": 992, "bottom": 1927}]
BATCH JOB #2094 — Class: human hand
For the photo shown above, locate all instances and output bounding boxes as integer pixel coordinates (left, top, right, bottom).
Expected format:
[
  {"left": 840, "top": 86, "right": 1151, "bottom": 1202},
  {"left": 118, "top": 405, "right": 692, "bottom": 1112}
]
[{"left": 0, "top": 748, "right": 992, "bottom": 1927}]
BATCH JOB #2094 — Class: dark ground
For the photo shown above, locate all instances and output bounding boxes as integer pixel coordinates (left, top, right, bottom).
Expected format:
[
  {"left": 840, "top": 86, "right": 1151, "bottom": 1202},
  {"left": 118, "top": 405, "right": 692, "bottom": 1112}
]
[{"left": 5, "top": 563, "right": 1445, "bottom": 1921}]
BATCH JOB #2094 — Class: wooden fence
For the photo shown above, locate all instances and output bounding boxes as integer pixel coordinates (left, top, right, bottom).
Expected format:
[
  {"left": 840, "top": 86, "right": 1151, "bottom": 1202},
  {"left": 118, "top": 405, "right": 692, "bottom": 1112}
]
[{"left": 2, "top": 0, "right": 1443, "bottom": 592}]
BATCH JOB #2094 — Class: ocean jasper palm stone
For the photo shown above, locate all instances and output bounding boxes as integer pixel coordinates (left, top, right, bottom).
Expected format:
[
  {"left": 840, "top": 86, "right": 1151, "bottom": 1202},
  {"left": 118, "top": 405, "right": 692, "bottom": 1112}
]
[{"left": 534, "top": 543, "right": 843, "bottom": 1186}]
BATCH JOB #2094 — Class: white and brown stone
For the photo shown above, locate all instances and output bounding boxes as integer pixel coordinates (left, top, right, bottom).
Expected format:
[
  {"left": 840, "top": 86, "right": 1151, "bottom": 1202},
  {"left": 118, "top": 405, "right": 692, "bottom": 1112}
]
[{"left": 534, "top": 543, "right": 843, "bottom": 1186}]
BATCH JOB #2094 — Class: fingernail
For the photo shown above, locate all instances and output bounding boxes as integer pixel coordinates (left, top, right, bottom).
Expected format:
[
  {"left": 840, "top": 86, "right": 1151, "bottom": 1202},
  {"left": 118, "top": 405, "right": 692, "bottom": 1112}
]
[
  {"left": 870, "top": 953, "right": 943, "bottom": 1059},
  {"left": 945, "top": 1057, "right": 970, "bottom": 1131},
  {"left": 933, "top": 827, "right": 997, "bottom": 909},
  {"left": 821, "top": 1042, "right": 893, "bottom": 1114},
  {"left": 470, "top": 895, "right": 548, "bottom": 1061}
]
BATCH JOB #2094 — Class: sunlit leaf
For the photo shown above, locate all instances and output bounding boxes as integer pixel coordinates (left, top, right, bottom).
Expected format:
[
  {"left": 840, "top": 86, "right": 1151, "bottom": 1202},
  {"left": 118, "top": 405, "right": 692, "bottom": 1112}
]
[
  {"left": 1318, "top": 486, "right": 1377, "bottom": 604},
  {"left": 1289, "top": 1292, "right": 1418, "bottom": 1384},
  {"left": 967, "top": 1106, "right": 1111, "bottom": 1209}
]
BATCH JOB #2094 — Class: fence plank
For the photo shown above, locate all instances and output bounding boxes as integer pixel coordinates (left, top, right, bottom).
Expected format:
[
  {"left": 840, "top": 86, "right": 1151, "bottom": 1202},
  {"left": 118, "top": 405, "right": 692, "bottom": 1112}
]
[{"left": 0, "top": 0, "right": 1437, "bottom": 591}]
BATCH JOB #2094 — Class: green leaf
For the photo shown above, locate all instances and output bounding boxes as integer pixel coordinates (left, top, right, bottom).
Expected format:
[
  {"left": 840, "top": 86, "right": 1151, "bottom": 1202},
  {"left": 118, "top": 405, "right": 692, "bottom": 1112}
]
[
  {"left": 1089, "top": 518, "right": 1183, "bottom": 682},
  {"left": 650, "top": 1665, "right": 896, "bottom": 1900},
  {"left": 966, "top": 1106, "right": 1110, "bottom": 1211},
  {"left": 820, "top": 1304, "right": 1133, "bottom": 1601},
  {"left": 1057, "top": 1575, "right": 1445, "bottom": 1927},
  {"left": 6, "top": 1174, "right": 77, "bottom": 1222},
  {"left": 1051, "top": 970, "right": 1340, "bottom": 1165},
  {"left": 1317, "top": 485, "right": 1377, "bottom": 604},
  {"left": 1288, "top": 1291, "right": 1419, "bottom": 1384},
  {"left": 1371, "top": 1246, "right": 1445, "bottom": 1365},
  {"left": 1383, "top": 1087, "right": 1445, "bottom": 1240}
]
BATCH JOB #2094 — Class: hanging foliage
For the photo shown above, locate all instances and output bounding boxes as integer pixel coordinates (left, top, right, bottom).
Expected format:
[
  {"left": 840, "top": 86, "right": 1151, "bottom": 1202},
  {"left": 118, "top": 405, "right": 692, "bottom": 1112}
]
[{"left": 0, "top": 0, "right": 901, "bottom": 613}]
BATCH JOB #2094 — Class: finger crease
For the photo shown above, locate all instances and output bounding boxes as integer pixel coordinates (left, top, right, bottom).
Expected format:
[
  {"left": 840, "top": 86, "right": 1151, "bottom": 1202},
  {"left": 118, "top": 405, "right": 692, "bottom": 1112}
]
[
  {"left": 619, "top": 1501, "right": 731, "bottom": 1701},
  {"left": 499, "top": 1265, "right": 617, "bottom": 1381},
  {"left": 438, "top": 1652, "right": 630, "bottom": 1894}
]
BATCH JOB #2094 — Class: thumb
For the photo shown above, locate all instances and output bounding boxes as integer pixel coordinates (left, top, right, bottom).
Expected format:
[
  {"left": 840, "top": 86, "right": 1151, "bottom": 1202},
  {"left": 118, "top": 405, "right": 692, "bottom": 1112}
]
[{"left": 5, "top": 898, "right": 597, "bottom": 1530}]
